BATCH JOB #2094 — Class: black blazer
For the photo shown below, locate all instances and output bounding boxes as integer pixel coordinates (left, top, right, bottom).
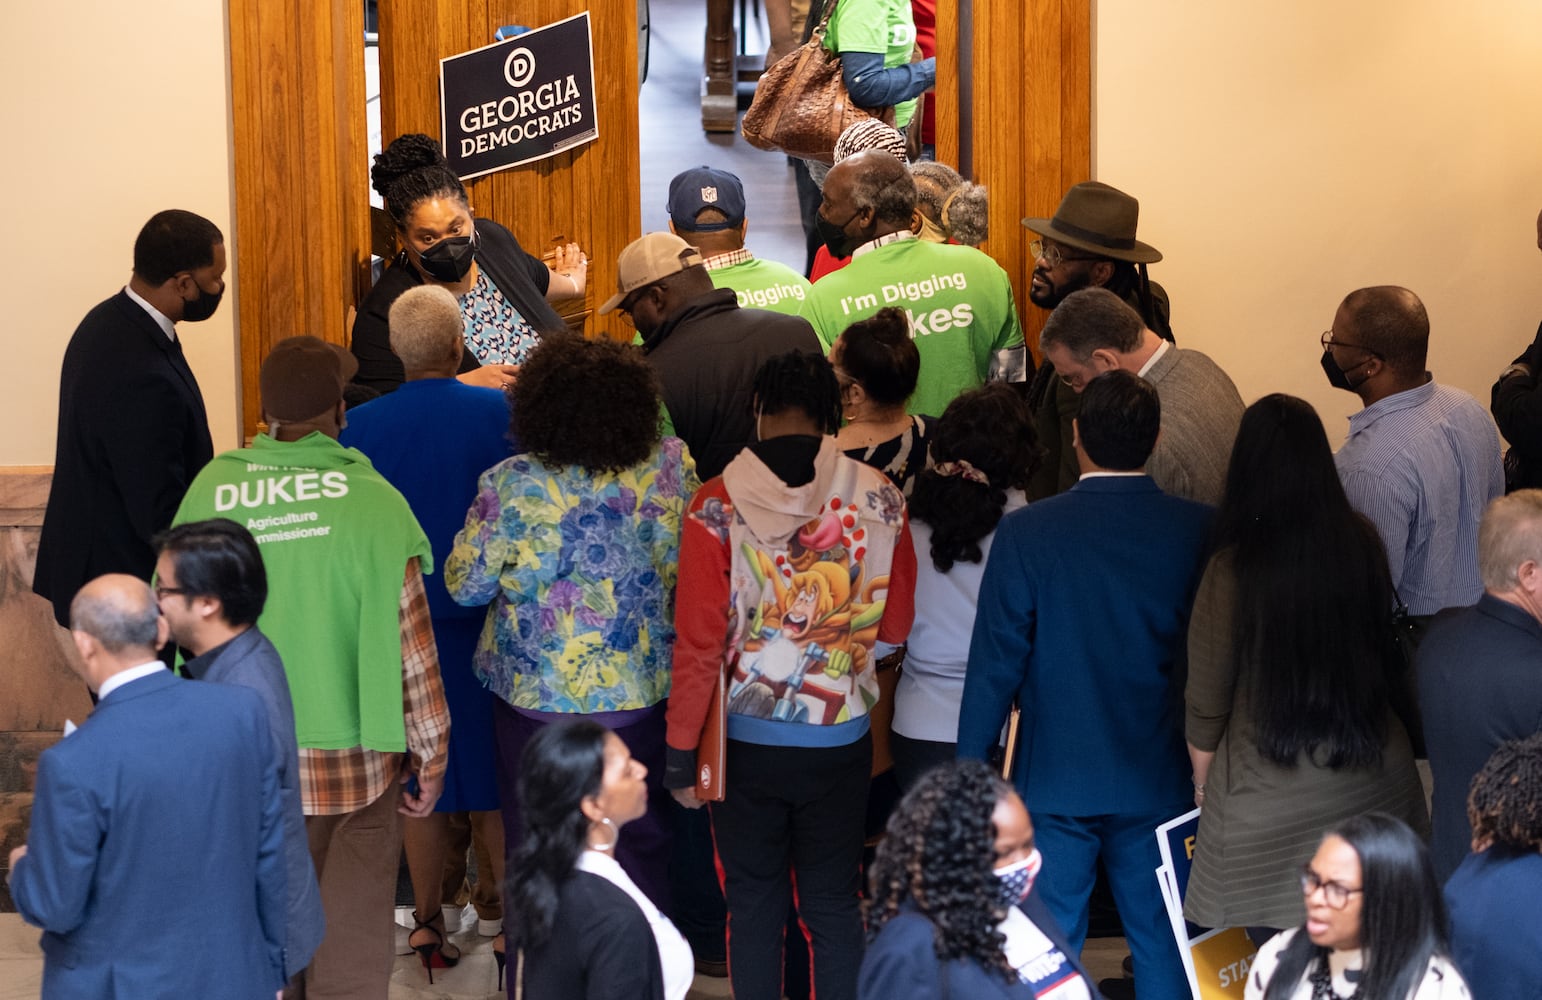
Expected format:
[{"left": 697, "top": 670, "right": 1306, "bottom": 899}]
[
  {"left": 33, "top": 291, "right": 213, "bottom": 625},
  {"left": 1417, "top": 593, "right": 1542, "bottom": 881},
  {"left": 350, "top": 218, "right": 566, "bottom": 396},
  {"left": 515, "top": 870, "right": 665, "bottom": 1000}
]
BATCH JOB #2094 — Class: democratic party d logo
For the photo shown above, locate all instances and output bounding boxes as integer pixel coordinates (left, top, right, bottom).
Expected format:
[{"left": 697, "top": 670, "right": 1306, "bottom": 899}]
[{"left": 503, "top": 46, "right": 536, "bottom": 88}]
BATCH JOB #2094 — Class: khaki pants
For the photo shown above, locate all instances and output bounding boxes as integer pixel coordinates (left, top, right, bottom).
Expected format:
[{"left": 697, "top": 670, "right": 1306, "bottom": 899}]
[
  {"left": 440, "top": 809, "right": 503, "bottom": 921},
  {"left": 285, "top": 783, "right": 403, "bottom": 1000}
]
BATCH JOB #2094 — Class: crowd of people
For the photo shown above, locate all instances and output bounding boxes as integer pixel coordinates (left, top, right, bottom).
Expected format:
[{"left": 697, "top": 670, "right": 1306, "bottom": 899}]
[{"left": 11, "top": 40, "right": 1542, "bottom": 1000}]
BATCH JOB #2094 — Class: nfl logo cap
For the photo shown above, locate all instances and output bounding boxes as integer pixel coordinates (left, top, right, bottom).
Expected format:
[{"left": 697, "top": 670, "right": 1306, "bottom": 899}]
[{"left": 666, "top": 165, "right": 747, "bottom": 232}]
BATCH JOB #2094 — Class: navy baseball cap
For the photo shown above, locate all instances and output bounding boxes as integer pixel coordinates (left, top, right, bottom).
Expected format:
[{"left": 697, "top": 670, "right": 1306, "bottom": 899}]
[{"left": 666, "top": 166, "right": 746, "bottom": 232}]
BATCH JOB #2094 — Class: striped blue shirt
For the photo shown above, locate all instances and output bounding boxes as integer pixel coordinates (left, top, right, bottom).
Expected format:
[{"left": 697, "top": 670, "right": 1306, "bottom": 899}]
[{"left": 1335, "top": 379, "right": 1503, "bottom": 615}]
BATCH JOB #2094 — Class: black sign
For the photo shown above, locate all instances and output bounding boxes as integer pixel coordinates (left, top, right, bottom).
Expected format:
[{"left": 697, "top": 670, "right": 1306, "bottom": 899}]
[{"left": 440, "top": 12, "right": 599, "bottom": 180}]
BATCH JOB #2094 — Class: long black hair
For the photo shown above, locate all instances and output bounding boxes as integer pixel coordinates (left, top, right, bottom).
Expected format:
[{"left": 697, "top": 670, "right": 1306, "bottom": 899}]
[
  {"left": 1265, "top": 813, "right": 1449, "bottom": 1000},
  {"left": 1212, "top": 394, "right": 1396, "bottom": 768},
  {"left": 865, "top": 759, "right": 1017, "bottom": 980},
  {"left": 505, "top": 720, "right": 608, "bottom": 951},
  {"left": 909, "top": 384, "right": 1042, "bottom": 572}
]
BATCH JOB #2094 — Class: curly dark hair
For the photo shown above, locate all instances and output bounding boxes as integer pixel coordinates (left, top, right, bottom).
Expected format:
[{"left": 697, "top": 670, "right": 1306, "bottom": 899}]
[
  {"left": 370, "top": 133, "right": 470, "bottom": 230},
  {"left": 510, "top": 334, "right": 662, "bottom": 474},
  {"left": 864, "top": 759, "right": 1017, "bottom": 980},
  {"left": 1468, "top": 733, "right": 1542, "bottom": 853},
  {"left": 909, "top": 384, "right": 1043, "bottom": 572},
  {"left": 751, "top": 350, "right": 842, "bottom": 434},
  {"left": 506, "top": 720, "right": 608, "bottom": 951}
]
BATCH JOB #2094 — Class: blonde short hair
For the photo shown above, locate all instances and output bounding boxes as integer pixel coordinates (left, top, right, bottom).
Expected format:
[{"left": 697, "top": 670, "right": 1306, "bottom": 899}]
[
  {"left": 1478, "top": 489, "right": 1542, "bottom": 591},
  {"left": 388, "top": 285, "right": 464, "bottom": 371}
]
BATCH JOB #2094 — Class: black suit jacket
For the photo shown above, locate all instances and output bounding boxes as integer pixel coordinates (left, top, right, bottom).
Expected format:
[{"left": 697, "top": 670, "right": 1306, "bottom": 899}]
[
  {"left": 33, "top": 290, "right": 213, "bottom": 624},
  {"left": 1417, "top": 593, "right": 1542, "bottom": 882},
  {"left": 516, "top": 870, "right": 665, "bottom": 1000}
]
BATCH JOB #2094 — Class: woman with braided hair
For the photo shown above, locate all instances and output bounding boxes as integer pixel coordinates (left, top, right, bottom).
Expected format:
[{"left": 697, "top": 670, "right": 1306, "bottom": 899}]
[
  {"left": 1443, "top": 733, "right": 1542, "bottom": 1000},
  {"left": 859, "top": 759, "right": 1096, "bottom": 999},
  {"left": 351, "top": 132, "right": 587, "bottom": 395}
]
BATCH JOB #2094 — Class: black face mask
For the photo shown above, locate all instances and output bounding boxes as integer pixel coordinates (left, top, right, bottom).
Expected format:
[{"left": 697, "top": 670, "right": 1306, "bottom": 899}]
[
  {"left": 417, "top": 232, "right": 478, "bottom": 282},
  {"left": 1320, "top": 349, "right": 1366, "bottom": 392},
  {"left": 181, "top": 281, "right": 224, "bottom": 323},
  {"left": 815, "top": 212, "right": 862, "bottom": 260}
]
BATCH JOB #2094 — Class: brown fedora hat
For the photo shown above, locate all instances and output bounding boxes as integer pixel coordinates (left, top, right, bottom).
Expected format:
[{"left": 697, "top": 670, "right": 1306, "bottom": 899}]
[{"left": 1021, "top": 181, "right": 1161, "bottom": 264}]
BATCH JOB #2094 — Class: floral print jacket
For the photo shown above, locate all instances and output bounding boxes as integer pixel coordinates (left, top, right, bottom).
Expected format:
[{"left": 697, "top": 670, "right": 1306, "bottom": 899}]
[{"left": 445, "top": 438, "right": 699, "bottom": 712}]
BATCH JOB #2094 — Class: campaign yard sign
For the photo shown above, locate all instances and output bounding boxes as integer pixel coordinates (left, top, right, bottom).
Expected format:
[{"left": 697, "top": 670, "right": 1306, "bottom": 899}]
[
  {"left": 1155, "top": 809, "right": 1259, "bottom": 999},
  {"left": 440, "top": 12, "right": 599, "bottom": 180}
]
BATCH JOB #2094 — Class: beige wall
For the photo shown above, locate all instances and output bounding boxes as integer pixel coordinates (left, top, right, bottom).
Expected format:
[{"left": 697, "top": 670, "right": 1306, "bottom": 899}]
[
  {"left": 0, "top": 0, "right": 238, "bottom": 466},
  {"left": 1094, "top": 2, "right": 1542, "bottom": 442}
]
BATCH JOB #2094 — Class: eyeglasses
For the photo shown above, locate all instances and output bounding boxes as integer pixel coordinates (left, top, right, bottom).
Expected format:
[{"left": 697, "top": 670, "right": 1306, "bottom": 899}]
[
  {"left": 1320, "top": 330, "right": 1382, "bottom": 358},
  {"left": 153, "top": 585, "right": 187, "bottom": 600},
  {"left": 1300, "top": 865, "right": 1363, "bottom": 909},
  {"left": 1030, "top": 239, "right": 1101, "bottom": 270}
]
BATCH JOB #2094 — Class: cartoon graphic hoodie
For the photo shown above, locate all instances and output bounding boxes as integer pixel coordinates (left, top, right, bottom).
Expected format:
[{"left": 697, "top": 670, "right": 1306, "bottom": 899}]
[{"left": 664, "top": 435, "right": 916, "bottom": 786}]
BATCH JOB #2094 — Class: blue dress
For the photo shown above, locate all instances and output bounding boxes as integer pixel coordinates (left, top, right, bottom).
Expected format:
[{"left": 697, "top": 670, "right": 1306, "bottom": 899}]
[{"left": 341, "top": 377, "right": 514, "bottom": 811}]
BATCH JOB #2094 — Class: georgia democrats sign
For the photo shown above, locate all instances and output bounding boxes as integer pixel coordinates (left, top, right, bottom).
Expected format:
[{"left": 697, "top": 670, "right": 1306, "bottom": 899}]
[{"left": 440, "top": 12, "right": 599, "bottom": 180}]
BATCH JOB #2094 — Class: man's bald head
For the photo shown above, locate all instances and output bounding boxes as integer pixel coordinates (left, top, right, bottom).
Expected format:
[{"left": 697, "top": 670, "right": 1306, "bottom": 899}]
[
  {"left": 71, "top": 575, "right": 163, "bottom": 655},
  {"left": 827, "top": 150, "right": 917, "bottom": 229},
  {"left": 1335, "top": 285, "right": 1429, "bottom": 379}
]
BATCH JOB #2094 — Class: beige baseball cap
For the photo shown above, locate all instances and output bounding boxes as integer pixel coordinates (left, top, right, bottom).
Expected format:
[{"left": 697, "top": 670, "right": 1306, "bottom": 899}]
[{"left": 598, "top": 232, "right": 705, "bottom": 314}]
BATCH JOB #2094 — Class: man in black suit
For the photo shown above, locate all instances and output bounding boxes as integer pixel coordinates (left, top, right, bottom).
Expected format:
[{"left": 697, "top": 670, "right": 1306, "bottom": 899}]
[
  {"left": 33, "top": 210, "right": 226, "bottom": 626},
  {"left": 1418, "top": 488, "right": 1542, "bottom": 882}
]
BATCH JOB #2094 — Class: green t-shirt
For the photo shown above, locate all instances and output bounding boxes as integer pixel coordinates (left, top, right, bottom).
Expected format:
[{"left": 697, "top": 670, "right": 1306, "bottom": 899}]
[
  {"left": 799, "top": 236, "right": 1025, "bottom": 417},
  {"left": 825, "top": 0, "right": 920, "bottom": 127},
  {"left": 174, "top": 432, "right": 431, "bottom": 753},
  {"left": 708, "top": 257, "right": 813, "bottom": 316}
]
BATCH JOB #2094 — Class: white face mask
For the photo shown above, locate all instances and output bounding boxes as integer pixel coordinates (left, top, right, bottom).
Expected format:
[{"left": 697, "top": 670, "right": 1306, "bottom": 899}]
[{"left": 992, "top": 847, "right": 1043, "bottom": 909}]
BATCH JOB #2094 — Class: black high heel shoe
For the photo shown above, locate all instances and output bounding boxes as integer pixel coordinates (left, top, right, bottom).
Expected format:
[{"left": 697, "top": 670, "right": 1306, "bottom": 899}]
[
  {"left": 494, "top": 932, "right": 507, "bottom": 991},
  {"left": 409, "top": 908, "right": 461, "bottom": 985}
]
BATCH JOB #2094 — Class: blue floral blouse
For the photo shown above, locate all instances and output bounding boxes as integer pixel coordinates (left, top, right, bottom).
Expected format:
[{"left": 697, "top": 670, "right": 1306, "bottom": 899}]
[
  {"left": 444, "top": 438, "right": 700, "bottom": 713},
  {"left": 460, "top": 269, "right": 540, "bottom": 365}
]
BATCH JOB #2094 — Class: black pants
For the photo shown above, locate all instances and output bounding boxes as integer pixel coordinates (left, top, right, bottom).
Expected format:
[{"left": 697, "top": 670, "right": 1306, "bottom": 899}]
[
  {"left": 709, "top": 734, "right": 871, "bottom": 1000},
  {"left": 888, "top": 731, "right": 957, "bottom": 793}
]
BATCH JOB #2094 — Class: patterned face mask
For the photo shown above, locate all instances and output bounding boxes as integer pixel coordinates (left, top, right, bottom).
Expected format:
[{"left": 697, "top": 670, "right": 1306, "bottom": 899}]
[{"left": 993, "top": 847, "right": 1043, "bottom": 911}]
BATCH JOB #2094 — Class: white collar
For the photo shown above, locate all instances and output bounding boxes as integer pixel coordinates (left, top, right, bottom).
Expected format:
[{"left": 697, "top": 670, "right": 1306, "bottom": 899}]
[
  {"left": 123, "top": 284, "right": 177, "bottom": 341},
  {"left": 1078, "top": 471, "right": 1146, "bottom": 480},
  {"left": 1135, "top": 339, "right": 1170, "bottom": 378},
  {"left": 96, "top": 661, "right": 169, "bottom": 701},
  {"left": 851, "top": 230, "right": 917, "bottom": 259}
]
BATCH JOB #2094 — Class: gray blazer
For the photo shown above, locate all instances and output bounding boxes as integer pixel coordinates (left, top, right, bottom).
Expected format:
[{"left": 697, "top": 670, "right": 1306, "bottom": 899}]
[
  {"left": 1144, "top": 346, "right": 1245, "bottom": 506},
  {"left": 186, "top": 627, "right": 325, "bottom": 979}
]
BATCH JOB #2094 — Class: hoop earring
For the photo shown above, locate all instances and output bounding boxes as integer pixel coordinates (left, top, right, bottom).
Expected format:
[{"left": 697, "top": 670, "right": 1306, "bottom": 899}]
[{"left": 591, "top": 816, "right": 618, "bottom": 852}]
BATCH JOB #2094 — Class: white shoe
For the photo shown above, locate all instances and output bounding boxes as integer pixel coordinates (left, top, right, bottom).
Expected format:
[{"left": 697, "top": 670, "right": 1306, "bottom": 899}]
[
  {"left": 394, "top": 923, "right": 414, "bottom": 956},
  {"left": 441, "top": 905, "right": 463, "bottom": 934},
  {"left": 477, "top": 917, "right": 503, "bottom": 937}
]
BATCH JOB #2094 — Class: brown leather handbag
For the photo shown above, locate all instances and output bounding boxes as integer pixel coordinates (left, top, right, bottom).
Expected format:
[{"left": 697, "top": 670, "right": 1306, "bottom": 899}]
[{"left": 740, "top": 0, "right": 896, "bottom": 163}]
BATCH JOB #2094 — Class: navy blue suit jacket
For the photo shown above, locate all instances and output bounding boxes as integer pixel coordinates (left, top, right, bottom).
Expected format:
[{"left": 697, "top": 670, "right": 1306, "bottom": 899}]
[
  {"left": 9, "top": 670, "right": 287, "bottom": 998},
  {"left": 1417, "top": 593, "right": 1542, "bottom": 881},
  {"left": 957, "top": 475, "right": 1213, "bottom": 815},
  {"left": 858, "top": 885, "right": 1101, "bottom": 999},
  {"left": 33, "top": 290, "right": 214, "bottom": 626}
]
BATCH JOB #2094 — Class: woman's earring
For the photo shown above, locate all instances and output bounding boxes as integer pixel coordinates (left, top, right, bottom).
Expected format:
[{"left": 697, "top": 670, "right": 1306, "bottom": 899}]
[{"left": 592, "top": 816, "right": 618, "bottom": 852}]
